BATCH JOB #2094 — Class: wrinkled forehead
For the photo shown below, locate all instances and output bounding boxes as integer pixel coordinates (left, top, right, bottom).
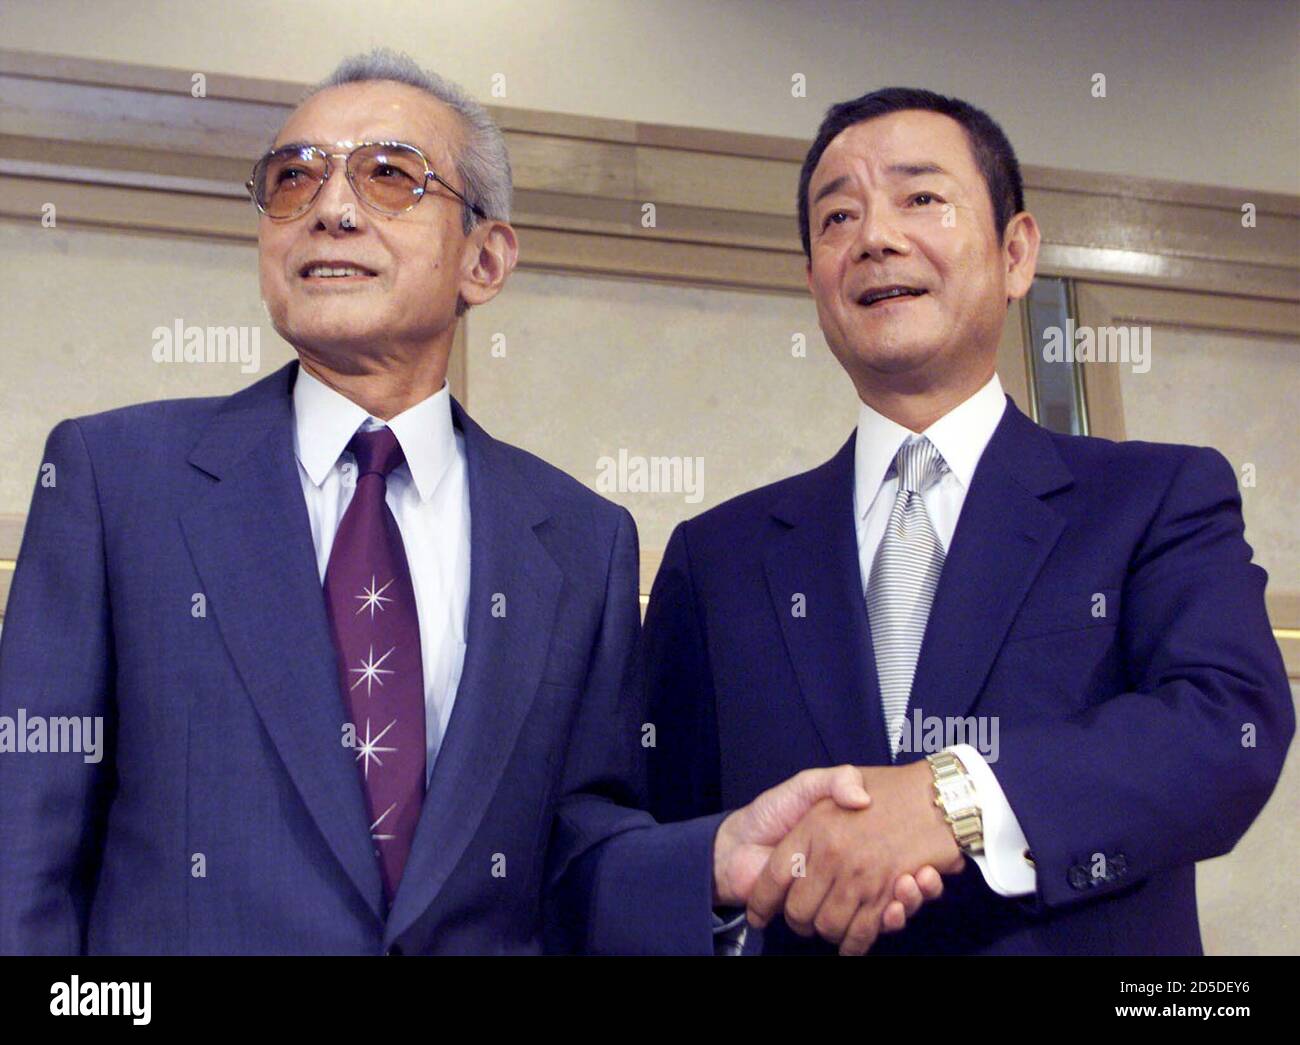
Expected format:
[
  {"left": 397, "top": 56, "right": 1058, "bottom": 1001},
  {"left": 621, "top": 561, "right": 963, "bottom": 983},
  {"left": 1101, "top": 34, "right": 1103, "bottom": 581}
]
[
  {"left": 811, "top": 110, "right": 977, "bottom": 192},
  {"left": 272, "top": 81, "right": 463, "bottom": 169}
]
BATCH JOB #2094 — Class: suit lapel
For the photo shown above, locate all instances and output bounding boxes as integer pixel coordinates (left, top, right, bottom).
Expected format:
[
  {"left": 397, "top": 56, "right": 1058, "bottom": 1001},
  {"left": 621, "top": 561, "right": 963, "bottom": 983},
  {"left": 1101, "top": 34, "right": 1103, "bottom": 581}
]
[
  {"left": 764, "top": 436, "right": 894, "bottom": 768},
  {"left": 384, "top": 399, "right": 562, "bottom": 946},
  {"left": 179, "top": 361, "right": 385, "bottom": 922},
  {"left": 906, "top": 397, "right": 1074, "bottom": 734}
]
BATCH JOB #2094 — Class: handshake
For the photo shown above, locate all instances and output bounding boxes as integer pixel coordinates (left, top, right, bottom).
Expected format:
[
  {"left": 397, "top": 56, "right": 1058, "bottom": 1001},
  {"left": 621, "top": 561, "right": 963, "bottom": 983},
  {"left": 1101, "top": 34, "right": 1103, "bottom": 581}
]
[{"left": 711, "top": 761, "right": 968, "bottom": 955}]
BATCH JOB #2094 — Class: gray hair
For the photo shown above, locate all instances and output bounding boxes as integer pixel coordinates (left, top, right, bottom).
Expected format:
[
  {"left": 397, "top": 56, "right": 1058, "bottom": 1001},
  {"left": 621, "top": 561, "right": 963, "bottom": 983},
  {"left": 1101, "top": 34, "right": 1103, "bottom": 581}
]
[{"left": 303, "top": 48, "right": 512, "bottom": 234}]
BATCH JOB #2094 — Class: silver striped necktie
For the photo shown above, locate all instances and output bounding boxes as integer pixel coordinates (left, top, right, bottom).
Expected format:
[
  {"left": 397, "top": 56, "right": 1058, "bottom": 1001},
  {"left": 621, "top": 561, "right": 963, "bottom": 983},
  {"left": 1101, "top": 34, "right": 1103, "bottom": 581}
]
[{"left": 866, "top": 436, "right": 949, "bottom": 759}]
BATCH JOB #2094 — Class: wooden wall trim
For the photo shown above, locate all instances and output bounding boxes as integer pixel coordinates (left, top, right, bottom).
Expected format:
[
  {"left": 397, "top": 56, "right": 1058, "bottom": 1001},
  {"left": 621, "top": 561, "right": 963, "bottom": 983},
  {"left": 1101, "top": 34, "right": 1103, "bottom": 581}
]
[
  {"left": 2, "top": 48, "right": 1296, "bottom": 300},
  {"left": 5, "top": 48, "right": 1298, "bottom": 213},
  {"left": 1072, "top": 283, "right": 1300, "bottom": 336},
  {"left": 0, "top": 513, "right": 25, "bottom": 624},
  {"left": 1073, "top": 281, "right": 1300, "bottom": 446}
]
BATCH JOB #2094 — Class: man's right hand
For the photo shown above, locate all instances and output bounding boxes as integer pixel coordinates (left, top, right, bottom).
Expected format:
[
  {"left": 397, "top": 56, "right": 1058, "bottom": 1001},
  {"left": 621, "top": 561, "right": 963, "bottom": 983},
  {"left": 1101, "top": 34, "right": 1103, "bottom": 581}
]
[{"left": 711, "top": 765, "right": 944, "bottom": 938}]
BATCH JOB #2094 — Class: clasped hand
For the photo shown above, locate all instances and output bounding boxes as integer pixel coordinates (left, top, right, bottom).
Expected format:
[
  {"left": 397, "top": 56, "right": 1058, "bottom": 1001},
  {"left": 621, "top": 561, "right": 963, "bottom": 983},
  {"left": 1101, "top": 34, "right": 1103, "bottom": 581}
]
[{"left": 712, "top": 761, "right": 965, "bottom": 955}]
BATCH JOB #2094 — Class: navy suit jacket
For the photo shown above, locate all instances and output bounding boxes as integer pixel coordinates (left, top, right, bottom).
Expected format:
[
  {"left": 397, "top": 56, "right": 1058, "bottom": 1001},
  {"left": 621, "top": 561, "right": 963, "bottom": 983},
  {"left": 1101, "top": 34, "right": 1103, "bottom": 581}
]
[
  {"left": 0, "top": 361, "right": 721, "bottom": 955},
  {"left": 644, "top": 395, "right": 1293, "bottom": 955}
]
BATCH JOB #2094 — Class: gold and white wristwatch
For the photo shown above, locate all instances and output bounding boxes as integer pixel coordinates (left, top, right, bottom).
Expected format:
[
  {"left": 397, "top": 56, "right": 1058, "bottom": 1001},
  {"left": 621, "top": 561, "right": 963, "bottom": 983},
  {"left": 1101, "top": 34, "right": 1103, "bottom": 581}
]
[{"left": 926, "top": 751, "right": 984, "bottom": 855}]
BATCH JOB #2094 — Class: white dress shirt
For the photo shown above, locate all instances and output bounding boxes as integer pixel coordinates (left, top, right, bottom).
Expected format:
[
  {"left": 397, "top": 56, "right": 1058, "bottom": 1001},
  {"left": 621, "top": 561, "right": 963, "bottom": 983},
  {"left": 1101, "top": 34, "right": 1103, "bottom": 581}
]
[
  {"left": 853, "top": 372, "right": 1036, "bottom": 896},
  {"left": 292, "top": 365, "right": 471, "bottom": 786}
]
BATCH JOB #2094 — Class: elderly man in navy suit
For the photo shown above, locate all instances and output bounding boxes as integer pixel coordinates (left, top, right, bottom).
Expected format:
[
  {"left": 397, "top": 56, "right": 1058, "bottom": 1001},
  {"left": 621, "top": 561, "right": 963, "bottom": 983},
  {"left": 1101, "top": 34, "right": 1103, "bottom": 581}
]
[
  {"left": 0, "top": 53, "right": 943, "bottom": 955},
  {"left": 644, "top": 87, "right": 1293, "bottom": 956}
]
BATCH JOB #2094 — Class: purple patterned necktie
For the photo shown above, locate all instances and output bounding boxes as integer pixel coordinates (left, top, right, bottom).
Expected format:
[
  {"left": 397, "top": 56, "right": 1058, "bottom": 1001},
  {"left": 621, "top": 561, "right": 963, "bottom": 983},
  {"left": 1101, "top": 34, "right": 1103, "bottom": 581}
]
[{"left": 323, "top": 426, "right": 426, "bottom": 905}]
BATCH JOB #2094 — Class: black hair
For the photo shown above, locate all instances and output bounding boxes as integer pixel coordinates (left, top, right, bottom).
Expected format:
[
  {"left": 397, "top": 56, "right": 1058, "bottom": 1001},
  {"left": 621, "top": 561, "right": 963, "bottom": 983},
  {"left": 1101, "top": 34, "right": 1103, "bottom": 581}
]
[{"left": 797, "top": 87, "right": 1024, "bottom": 257}]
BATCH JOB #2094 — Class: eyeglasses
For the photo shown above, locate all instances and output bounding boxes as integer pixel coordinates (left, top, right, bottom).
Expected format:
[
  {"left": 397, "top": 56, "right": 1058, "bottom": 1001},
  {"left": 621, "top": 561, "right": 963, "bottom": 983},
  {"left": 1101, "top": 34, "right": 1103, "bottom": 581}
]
[{"left": 246, "top": 140, "right": 488, "bottom": 222}]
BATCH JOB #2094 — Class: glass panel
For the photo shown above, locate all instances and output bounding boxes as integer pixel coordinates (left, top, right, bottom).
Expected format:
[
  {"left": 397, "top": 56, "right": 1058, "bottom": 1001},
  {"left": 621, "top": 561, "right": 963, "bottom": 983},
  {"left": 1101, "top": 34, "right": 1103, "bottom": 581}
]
[{"left": 1025, "top": 277, "right": 1087, "bottom": 435}]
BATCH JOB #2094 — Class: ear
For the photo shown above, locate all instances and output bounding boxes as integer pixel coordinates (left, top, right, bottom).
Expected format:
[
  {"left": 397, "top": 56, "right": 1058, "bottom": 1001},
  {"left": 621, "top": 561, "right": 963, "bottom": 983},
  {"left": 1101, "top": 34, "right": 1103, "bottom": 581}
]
[
  {"left": 459, "top": 220, "right": 519, "bottom": 309},
  {"left": 805, "top": 258, "right": 815, "bottom": 294},
  {"left": 1002, "top": 211, "right": 1041, "bottom": 303}
]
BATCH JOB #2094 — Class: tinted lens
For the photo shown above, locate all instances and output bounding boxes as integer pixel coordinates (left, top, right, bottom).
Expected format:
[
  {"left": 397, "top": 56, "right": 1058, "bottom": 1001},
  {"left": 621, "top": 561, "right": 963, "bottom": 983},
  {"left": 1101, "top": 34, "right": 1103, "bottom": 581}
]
[
  {"left": 254, "top": 146, "right": 327, "bottom": 217},
  {"left": 349, "top": 144, "right": 428, "bottom": 212}
]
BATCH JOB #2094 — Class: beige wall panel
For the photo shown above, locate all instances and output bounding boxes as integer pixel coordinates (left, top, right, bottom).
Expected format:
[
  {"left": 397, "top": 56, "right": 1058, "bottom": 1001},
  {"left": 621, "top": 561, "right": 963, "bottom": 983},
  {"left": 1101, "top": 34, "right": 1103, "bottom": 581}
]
[
  {"left": 464, "top": 270, "right": 855, "bottom": 570},
  {"left": 0, "top": 219, "right": 295, "bottom": 517},
  {"left": 1114, "top": 324, "right": 1298, "bottom": 599}
]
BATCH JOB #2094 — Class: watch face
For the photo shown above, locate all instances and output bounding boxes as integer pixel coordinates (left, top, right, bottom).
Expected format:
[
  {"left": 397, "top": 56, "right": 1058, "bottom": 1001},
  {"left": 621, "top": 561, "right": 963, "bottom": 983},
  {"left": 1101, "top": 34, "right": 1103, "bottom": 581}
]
[{"left": 939, "top": 780, "right": 976, "bottom": 812}]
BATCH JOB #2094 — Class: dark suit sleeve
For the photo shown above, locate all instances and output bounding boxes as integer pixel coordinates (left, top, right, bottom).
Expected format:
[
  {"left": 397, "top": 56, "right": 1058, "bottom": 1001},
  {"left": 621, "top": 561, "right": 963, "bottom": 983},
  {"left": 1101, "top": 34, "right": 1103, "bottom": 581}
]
[
  {"left": 642, "top": 522, "right": 723, "bottom": 824},
  {"left": 542, "top": 508, "right": 724, "bottom": 954},
  {"left": 993, "top": 446, "right": 1295, "bottom": 910},
  {"left": 0, "top": 420, "right": 116, "bottom": 954}
]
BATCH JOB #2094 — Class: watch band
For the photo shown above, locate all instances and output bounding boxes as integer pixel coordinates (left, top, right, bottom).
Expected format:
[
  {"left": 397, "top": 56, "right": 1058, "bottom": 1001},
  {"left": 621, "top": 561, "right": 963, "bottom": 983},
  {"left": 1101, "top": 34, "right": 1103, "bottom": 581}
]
[{"left": 927, "top": 751, "right": 985, "bottom": 855}]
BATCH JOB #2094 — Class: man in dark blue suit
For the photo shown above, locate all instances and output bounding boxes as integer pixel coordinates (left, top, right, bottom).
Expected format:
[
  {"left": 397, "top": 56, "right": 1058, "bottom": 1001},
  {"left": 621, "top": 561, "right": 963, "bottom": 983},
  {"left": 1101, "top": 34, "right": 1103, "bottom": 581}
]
[
  {"left": 644, "top": 88, "right": 1294, "bottom": 955},
  {"left": 0, "top": 53, "right": 934, "bottom": 955}
]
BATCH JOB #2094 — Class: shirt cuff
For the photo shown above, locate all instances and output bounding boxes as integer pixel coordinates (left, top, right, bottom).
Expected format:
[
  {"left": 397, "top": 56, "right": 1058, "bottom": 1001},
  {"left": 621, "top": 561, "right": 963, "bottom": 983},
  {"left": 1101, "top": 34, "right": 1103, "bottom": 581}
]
[{"left": 946, "top": 744, "right": 1036, "bottom": 897}]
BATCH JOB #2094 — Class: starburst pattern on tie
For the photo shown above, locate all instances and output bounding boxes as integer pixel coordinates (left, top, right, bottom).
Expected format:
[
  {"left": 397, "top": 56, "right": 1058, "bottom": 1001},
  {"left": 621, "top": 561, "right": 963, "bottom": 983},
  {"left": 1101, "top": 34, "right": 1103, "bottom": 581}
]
[
  {"left": 322, "top": 426, "right": 426, "bottom": 905},
  {"left": 867, "top": 436, "right": 948, "bottom": 759},
  {"left": 355, "top": 575, "right": 394, "bottom": 618}
]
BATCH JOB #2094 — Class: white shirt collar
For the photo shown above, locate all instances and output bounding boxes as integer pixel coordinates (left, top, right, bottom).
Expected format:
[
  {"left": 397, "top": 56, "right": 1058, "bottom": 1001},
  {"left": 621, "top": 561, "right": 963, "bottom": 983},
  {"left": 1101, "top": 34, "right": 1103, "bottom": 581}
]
[
  {"left": 293, "top": 363, "right": 456, "bottom": 503},
  {"left": 853, "top": 372, "right": 1007, "bottom": 520}
]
